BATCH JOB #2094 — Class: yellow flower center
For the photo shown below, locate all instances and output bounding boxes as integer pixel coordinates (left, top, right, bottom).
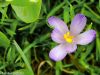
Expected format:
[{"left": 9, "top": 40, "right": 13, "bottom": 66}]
[{"left": 63, "top": 32, "right": 74, "bottom": 43}]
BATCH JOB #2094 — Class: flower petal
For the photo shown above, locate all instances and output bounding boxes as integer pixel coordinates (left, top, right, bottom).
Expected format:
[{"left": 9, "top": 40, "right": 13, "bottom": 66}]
[
  {"left": 75, "top": 30, "right": 96, "bottom": 45},
  {"left": 65, "top": 43, "right": 77, "bottom": 53},
  {"left": 48, "top": 16, "right": 69, "bottom": 34},
  {"left": 51, "top": 29, "right": 65, "bottom": 43},
  {"left": 49, "top": 43, "right": 77, "bottom": 61},
  {"left": 70, "top": 14, "right": 87, "bottom": 35},
  {"left": 49, "top": 44, "right": 67, "bottom": 61}
]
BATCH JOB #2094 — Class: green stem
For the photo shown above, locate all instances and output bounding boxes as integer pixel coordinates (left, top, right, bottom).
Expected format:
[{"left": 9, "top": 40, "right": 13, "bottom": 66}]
[
  {"left": 55, "top": 61, "right": 62, "bottom": 75},
  {"left": 13, "top": 40, "right": 34, "bottom": 75}
]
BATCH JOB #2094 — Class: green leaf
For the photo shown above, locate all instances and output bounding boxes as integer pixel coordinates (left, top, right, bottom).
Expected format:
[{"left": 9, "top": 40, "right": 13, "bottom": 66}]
[
  {"left": 11, "top": 0, "right": 42, "bottom": 23},
  {"left": 86, "top": 23, "right": 93, "bottom": 31},
  {"left": 13, "top": 69, "right": 32, "bottom": 75},
  {"left": 15, "top": 33, "right": 50, "bottom": 62},
  {"left": 73, "top": 71, "right": 84, "bottom": 75},
  {"left": 13, "top": 40, "right": 34, "bottom": 75},
  {"left": 63, "top": 6, "right": 70, "bottom": 23},
  {"left": 0, "top": 31, "right": 10, "bottom": 48},
  {"left": 81, "top": 42, "right": 94, "bottom": 60},
  {"left": 5, "top": 28, "right": 16, "bottom": 37},
  {"left": 47, "top": 2, "right": 65, "bottom": 18},
  {"left": 70, "top": 4, "right": 75, "bottom": 20},
  {"left": 99, "top": 0, "right": 100, "bottom": 8},
  {"left": 7, "top": 46, "right": 16, "bottom": 63},
  {"left": 6, "top": 0, "right": 38, "bottom": 6},
  {"left": 10, "top": 21, "right": 18, "bottom": 32},
  {"left": 82, "top": 8, "right": 100, "bottom": 24}
]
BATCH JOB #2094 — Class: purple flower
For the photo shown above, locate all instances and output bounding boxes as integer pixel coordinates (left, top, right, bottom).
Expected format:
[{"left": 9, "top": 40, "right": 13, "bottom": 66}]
[{"left": 48, "top": 14, "right": 96, "bottom": 61}]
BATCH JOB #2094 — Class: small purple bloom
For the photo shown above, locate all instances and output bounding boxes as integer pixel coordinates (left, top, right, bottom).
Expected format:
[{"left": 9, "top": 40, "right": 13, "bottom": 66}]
[{"left": 48, "top": 14, "right": 96, "bottom": 61}]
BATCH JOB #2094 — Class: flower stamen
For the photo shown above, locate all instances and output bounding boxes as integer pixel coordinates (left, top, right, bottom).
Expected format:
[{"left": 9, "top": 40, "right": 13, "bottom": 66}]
[{"left": 64, "top": 32, "right": 74, "bottom": 43}]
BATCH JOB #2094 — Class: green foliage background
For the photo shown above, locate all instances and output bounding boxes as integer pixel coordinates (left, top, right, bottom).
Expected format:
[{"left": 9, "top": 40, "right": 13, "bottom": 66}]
[{"left": 0, "top": 0, "right": 100, "bottom": 75}]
